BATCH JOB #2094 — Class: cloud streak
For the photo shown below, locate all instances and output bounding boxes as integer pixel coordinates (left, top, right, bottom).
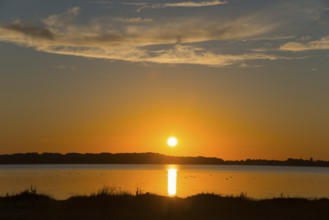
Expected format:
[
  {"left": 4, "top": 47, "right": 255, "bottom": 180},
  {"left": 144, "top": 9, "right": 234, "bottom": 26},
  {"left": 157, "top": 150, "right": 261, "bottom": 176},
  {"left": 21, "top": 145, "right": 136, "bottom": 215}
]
[
  {"left": 280, "top": 37, "right": 329, "bottom": 51},
  {"left": 0, "top": 6, "right": 282, "bottom": 67},
  {"left": 128, "top": 0, "right": 226, "bottom": 11},
  {"left": 115, "top": 17, "right": 153, "bottom": 23},
  {"left": 146, "top": 45, "right": 279, "bottom": 66},
  {"left": 163, "top": 0, "right": 226, "bottom": 8}
]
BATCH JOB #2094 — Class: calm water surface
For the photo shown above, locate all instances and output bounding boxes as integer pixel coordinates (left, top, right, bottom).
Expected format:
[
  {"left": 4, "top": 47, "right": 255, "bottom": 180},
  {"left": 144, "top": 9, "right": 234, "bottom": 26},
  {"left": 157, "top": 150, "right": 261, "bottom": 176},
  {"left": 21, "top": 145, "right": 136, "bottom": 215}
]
[{"left": 1, "top": 165, "right": 329, "bottom": 199}]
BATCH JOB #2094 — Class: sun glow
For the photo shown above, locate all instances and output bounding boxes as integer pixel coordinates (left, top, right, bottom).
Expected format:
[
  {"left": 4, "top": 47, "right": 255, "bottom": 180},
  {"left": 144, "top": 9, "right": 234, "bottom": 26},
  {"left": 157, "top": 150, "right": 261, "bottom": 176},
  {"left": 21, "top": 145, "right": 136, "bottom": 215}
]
[
  {"left": 167, "top": 168, "right": 177, "bottom": 196},
  {"left": 167, "top": 137, "right": 178, "bottom": 147}
]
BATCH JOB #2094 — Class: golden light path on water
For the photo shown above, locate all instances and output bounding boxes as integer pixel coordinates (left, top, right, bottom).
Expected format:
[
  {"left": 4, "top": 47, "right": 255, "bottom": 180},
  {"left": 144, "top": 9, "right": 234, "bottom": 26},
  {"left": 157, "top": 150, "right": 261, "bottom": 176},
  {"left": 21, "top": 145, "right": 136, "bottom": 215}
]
[{"left": 167, "top": 167, "right": 177, "bottom": 196}]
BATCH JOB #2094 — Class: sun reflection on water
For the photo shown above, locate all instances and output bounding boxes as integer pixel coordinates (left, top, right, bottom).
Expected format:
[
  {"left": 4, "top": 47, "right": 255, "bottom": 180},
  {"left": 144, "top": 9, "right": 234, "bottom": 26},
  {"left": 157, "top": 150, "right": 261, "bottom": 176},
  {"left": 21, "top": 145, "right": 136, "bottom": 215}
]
[{"left": 167, "top": 167, "right": 177, "bottom": 196}]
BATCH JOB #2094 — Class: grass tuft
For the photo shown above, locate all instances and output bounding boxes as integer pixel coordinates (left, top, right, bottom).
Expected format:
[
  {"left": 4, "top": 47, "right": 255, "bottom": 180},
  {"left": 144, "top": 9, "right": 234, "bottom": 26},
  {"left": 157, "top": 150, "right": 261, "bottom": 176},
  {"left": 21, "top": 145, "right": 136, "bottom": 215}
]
[{"left": 4, "top": 186, "right": 52, "bottom": 201}]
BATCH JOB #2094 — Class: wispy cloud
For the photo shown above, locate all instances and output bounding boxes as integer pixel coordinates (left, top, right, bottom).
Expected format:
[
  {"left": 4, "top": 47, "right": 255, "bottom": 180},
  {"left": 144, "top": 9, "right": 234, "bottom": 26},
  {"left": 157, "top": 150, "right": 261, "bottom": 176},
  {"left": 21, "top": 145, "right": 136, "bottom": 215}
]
[
  {"left": 146, "top": 45, "right": 279, "bottom": 66},
  {"left": 126, "top": 0, "right": 226, "bottom": 11},
  {"left": 43, "top": 6, "right": 80, "bottom": 27},
  {"left": 280, "top": 37, "right": 329, "bottom": 51},
  {"left": 3, "top": 20, "right": 55, "bottom": 40},
  {"left": 0, "top": 6, "right": 282, "bottom": 67},
  {"left": 164, "top": 0, "right": 226, "bottom": 8},
  {"left": 115, "top": 17, "right": 153, "bottom": 23}
]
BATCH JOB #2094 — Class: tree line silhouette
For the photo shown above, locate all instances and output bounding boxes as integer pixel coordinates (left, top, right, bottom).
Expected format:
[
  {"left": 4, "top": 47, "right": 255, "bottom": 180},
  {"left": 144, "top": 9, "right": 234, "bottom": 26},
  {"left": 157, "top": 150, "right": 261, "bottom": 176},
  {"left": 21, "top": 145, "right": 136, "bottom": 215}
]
[{"left": 0, "top": 153, "right": 328, "bottom": 167}]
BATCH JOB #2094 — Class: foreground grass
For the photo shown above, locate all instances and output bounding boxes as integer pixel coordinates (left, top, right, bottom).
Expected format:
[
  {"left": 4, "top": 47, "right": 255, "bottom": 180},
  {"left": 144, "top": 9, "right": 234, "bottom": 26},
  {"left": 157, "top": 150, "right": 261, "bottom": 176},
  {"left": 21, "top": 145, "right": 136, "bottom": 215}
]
[{"left": 1, "top": 189, "right": 329, "bottom": 220}]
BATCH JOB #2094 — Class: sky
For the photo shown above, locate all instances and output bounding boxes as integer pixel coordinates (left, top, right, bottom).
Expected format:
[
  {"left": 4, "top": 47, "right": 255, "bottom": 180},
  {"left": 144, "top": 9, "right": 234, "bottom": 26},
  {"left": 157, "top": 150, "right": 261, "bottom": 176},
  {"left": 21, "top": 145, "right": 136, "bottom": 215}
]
[{"left": 0, "top": 0, "right": 329, "bottom": 160}]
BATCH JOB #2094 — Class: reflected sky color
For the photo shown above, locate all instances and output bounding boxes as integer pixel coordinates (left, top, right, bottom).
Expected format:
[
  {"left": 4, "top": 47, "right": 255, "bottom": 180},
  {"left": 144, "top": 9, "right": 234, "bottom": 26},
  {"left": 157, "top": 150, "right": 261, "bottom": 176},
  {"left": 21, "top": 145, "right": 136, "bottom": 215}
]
[
  {"left": 167, "top": 168, "right": 177, "bottom": 196},
  {"left": 1, "top": 165, "right": 329, "bottom": 199}
]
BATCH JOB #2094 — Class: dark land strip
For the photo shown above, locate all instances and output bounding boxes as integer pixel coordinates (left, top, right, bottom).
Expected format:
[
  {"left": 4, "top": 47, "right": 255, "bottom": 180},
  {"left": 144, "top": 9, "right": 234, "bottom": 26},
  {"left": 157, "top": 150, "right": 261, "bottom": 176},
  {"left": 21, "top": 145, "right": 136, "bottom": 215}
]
[
  {"left": 1, "top": 152, "right": 328, "bottom": 167},
  {"left": 1, "top": 189, "right": 329, "bottom": 220}
]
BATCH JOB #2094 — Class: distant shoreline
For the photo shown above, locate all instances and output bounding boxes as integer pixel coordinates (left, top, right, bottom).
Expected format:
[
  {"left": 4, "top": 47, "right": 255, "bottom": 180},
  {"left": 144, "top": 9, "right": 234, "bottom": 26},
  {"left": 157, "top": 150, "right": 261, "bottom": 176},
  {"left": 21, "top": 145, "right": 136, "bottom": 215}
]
[{"left": 1, "top": 152, "right": 329, "bottom": 167}]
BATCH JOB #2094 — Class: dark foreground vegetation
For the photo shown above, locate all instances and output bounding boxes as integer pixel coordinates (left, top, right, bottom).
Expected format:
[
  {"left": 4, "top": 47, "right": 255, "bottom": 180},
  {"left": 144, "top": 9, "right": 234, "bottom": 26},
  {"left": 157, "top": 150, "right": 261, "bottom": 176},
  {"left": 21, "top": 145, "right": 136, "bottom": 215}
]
[
  {"left": 1, "top": 188, "right": 329, "bottom": 220},
  {"left": 1, "top": 152, "right": 329, "bottom": 167}
]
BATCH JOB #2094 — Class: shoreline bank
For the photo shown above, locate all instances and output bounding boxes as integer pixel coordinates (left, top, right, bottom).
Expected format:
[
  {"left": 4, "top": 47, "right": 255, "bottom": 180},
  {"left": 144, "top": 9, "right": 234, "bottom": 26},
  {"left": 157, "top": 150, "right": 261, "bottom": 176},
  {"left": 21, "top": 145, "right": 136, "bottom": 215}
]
[{"left": 1, "top": 189, "right": 329, "bottom": 220}]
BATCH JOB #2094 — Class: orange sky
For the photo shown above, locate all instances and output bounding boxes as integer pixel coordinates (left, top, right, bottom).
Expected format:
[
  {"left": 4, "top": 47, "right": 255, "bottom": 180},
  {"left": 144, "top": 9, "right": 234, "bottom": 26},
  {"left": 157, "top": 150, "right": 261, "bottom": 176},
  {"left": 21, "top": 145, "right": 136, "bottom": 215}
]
[{"left": 0, "top": 0, "right": 329, "bottom": 160}]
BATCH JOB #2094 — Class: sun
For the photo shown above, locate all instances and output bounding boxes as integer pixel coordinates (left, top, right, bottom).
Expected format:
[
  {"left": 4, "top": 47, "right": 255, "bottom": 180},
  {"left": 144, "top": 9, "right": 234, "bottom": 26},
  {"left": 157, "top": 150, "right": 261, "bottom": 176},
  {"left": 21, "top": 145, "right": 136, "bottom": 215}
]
[{"left": 167, "top": 137, "right": 178, "bottom": 147}]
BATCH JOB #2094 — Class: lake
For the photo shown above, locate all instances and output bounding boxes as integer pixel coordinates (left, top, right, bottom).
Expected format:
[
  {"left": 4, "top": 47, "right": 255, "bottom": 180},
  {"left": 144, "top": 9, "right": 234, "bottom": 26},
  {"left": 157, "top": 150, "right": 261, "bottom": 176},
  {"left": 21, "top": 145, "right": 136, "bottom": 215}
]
[{"left": 1, "top": 165, "right": 329, "bottom": 199}]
